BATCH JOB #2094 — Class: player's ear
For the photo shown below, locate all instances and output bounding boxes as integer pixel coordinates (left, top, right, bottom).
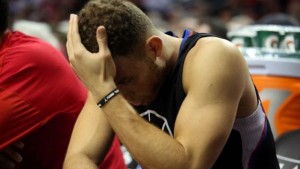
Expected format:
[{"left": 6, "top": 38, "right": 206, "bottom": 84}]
[{"left": 145, "top": 36, "right": 163, "bottom": 61}]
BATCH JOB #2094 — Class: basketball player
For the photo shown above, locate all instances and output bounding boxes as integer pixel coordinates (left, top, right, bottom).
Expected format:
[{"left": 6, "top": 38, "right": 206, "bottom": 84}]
[{"left": 64, "top": 0, "right": 280, "bottom": 168}]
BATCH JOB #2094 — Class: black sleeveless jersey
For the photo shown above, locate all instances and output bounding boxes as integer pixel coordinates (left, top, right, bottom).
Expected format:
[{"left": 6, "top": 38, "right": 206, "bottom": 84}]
[{"left": 135, "top": 30, "right": 279, "bottom": 169}]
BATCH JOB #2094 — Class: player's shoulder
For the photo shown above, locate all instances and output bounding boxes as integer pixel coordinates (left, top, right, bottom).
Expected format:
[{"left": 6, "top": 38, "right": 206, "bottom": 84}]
[
  {"left": 7, "top": 31, "right": 67, "bottom": 69},
  {"left": 8, "top": 31, "right": 63, "bottom": 58},
  {"left": 186, "top": 36, "right": 245, "bottom": 68},
  {"left": 196, "top": 36, "right": 240, "bottom": 57},
  {"left": 182, "top": 36, "right": 250, "bottom": 101},
  {"left": 183, "top": 36, "right": 248, "bottom": 88}
]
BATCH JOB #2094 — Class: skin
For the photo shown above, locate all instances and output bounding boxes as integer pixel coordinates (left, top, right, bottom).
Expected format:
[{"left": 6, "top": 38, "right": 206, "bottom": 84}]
[
  {"left": 64, "top": 14, "right": 258, "bottom": 169},
  {"left": 0, "top": 142, "right": 24, "bottom": 169}
]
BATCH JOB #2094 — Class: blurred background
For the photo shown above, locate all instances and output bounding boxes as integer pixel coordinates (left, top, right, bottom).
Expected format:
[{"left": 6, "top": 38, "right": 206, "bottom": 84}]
[{"left": 7, "top": 0, "right": 300, "bottom": 55}]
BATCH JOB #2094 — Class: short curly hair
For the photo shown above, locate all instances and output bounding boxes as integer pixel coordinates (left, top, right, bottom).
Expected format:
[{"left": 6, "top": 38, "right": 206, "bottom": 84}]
[
  {"left": 0, "top": 0, "right": 9, "bottom": 34},
  {"left": 78, "top": 0, "right": 154, "bottom": 57}
]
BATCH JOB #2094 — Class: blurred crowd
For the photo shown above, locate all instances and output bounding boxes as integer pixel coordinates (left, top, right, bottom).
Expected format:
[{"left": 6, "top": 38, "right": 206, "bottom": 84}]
[{"left": 8, "top": 0, "right": 300, "bottom": 55}]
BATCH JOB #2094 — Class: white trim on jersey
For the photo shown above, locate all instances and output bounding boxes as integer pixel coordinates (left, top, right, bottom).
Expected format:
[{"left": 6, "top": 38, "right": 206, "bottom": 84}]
[{"left": 233, "top": 101, "right": 266, "bottom": 169}]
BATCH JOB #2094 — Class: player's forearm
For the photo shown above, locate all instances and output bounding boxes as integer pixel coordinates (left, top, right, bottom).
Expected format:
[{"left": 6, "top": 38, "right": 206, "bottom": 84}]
[
  {"left": 63, "top": 92, "right": 116, "bottom": 169},
  {"left": 63, "top": 153, "right": 98, "bottom": 169},
  {"left": 101, "top": 95, "right": 190, "bottom": 169}
]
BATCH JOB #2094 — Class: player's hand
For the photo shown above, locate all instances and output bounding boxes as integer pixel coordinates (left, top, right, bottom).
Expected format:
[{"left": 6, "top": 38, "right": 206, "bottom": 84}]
[
  {"left": 67, "top": 14, "right": 116, "bottom": 100},
  {"left": 0, "top": 141, "right": 24, "bottom": 169}
]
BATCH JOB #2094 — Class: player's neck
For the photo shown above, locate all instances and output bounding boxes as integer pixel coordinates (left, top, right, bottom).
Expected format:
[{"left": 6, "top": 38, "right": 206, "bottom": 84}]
[{"left": 160, "top": 32, "right": 183, "bottom": 74}]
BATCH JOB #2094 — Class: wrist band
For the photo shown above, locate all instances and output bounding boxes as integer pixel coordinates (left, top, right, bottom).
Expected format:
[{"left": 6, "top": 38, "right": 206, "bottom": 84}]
[{"left": 97, "top": 88, "right": 120, "bottom": 108}]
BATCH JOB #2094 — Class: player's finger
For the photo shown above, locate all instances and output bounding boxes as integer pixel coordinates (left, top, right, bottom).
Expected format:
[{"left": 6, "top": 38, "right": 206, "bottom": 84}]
[
  {"left": 96, "top": 26, "right": 111, "bottom": 57},
  {"left": 70, "top": 14, "right": 86, "bottom": 57},
  {"left": 66, "top": 14, "right": 74, "bottom": 60},
  {"left": 0, "top": 154, "right": 15, "bottom": 169},
  {"left": 13, "top": 141, "right": 24, "bottom": 149},
  {"left": 3, "top": 148, "right": 22, "bottom": 163}
]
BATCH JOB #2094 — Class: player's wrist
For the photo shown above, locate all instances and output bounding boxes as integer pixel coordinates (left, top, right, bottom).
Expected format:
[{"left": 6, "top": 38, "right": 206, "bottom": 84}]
[
  {"left": 91, "top": 82, "right": 117, "bottom": 103},
  {"left": 96, "top": 88, "right": 120, "bottom": 108}
]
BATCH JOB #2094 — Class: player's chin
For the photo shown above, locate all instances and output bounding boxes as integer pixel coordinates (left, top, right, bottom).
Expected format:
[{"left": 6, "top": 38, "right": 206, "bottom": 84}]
[
  {"left": 143, "top": 96, "right": 156, "bottom": 106},
  {"left": 129, "top": 99, "right": 149, "bottom": 107}
]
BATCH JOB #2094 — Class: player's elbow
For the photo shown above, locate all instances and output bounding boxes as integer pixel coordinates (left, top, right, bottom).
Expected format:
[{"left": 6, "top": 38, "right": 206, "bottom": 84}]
[
  {"left": 63, "top": 152, "right": 98, "bottom": 169},
  {"left": 63, "top": 153, "right": 78, "bottom": 169}
]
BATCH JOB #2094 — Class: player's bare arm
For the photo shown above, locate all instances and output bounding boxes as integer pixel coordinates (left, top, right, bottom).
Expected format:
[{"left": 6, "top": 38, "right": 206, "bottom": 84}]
[
  {"left": 63, "top": 92, "right": 115, "bottom": 169},
  {"left": 174, "top": 37, "right": 250, "bottom": 168}
]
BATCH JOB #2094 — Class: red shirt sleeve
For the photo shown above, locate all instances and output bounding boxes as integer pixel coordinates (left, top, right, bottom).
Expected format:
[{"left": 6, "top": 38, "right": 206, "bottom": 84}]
[{"left": 0, "top": 31, "right": 87, "bottom": 150}]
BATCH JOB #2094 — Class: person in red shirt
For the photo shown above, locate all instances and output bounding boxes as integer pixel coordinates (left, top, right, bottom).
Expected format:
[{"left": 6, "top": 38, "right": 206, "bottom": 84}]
[{"left": 0, "top": 0, "right": 126, "bottom": 168}]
